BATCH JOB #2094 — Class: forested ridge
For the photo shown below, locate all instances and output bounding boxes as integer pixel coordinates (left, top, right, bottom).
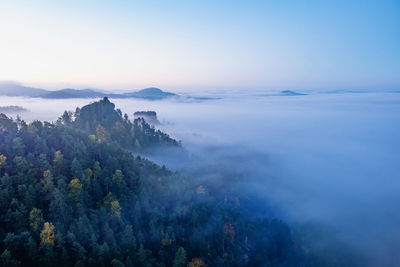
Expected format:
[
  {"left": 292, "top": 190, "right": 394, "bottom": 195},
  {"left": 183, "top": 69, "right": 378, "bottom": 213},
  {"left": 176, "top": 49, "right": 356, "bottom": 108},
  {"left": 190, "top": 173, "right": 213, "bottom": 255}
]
[
  {"left": 0, "top": 98, "right": 304, "bottom": 266},
  {"left": 62, "top": 97, "right": 179, "bottom": 151}
]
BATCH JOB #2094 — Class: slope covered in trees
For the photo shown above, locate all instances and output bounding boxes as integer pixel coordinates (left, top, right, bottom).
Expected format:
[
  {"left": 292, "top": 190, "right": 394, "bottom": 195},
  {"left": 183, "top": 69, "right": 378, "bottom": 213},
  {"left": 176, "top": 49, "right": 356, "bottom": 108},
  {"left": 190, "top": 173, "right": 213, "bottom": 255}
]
[
  {"left": 0, "top": 100, "right": 304, "bottom": 266},
  {"left": 64, "top": 97, "right": 179, "bottom": 151}
]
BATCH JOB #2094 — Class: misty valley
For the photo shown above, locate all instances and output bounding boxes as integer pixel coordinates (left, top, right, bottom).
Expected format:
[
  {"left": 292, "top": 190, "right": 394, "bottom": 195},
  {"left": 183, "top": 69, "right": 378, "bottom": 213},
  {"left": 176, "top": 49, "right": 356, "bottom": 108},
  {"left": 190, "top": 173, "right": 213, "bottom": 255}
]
[
  {"left": 2, "top": 0, "right": 399, "bottom": 265},
  {"left": 0, "top": 91, "right": 399, "bottom": 267}
]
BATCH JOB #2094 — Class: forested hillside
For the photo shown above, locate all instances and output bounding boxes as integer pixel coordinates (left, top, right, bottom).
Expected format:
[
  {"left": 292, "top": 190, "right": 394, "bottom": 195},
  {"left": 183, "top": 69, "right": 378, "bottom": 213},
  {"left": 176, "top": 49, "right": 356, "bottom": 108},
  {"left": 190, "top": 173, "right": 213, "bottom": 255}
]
[
  {"left": 0, "top": 100, "right": 303, "bottom": 266},
  {"left": 64, "top": 97, "right": 179, "bottom": 151}
]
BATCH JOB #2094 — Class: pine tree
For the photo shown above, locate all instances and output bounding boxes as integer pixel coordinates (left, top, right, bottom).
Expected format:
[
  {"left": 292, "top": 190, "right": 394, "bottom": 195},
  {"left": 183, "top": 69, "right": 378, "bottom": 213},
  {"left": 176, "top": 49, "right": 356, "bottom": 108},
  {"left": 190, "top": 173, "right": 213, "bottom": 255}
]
[
  {"left": 111, "top": 259, "right": 125, "bottom": 267},
  {"left": 0, "top": 249, "right": 20, "bottom": 267},
  {"left": 29, "top": 208, "right": 44, "bottom": 232},
  {"left": 71, "top": 158, "right": 83, "bottom": 179},
  {"left": 53, "top": 150, "right": 64, "bottom": 174},
  {"left": 173, "top": 247, "right": 187, "bottom": 267}
]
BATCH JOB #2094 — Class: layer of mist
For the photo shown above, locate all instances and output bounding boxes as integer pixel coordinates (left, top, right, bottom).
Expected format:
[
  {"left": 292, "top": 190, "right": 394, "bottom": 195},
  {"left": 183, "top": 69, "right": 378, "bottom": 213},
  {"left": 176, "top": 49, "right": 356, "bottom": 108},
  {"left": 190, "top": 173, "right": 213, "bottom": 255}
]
[{"left": 1, "top": 92, "right": 399, "bottom": 265}]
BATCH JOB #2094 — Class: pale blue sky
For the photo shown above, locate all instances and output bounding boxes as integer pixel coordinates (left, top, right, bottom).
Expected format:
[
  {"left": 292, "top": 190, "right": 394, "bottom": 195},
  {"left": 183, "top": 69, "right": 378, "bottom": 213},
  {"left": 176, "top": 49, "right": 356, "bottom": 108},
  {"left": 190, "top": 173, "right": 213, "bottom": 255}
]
[{"left": 0, "top": 0, "right": 399, "bottom": 91}]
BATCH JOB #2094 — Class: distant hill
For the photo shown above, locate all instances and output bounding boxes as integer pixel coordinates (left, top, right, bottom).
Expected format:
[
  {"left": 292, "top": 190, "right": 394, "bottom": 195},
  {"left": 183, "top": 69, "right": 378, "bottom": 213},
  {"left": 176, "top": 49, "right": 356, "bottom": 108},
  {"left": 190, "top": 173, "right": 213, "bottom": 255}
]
[
  {"left": 326, "top": 89, "right": 368, "bottom": 94},
  {"left": 0, "top": 105, "right": 28, "bottom": 113},
  {"left": 41, "top": 88, "right": 106, "bottom": 99},
  {"left": 0, "top": 82, "right": 49, "bottom": 97},
  {"left": 255, "top": 90, "right": 308, "bottom": 97},
  {"left": 123, "top": 87, "right": 176, "bottom": 100},
  {"left": 41, "top": 87, "right": 176, "bottom": 99},
  {"left": 0, "top": 82, "right": 177, "bottom": 100},
  {"left": 280, "top": 90, "right": 308, "bottom": 96}
]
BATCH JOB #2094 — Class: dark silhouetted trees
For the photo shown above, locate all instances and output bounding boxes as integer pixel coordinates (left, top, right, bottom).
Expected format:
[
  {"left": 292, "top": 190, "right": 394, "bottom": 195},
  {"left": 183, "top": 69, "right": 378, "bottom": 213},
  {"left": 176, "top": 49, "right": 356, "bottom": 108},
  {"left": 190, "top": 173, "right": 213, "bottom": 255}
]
[{"left": 0, "top": 100, "right": 304, "bottom": 266}]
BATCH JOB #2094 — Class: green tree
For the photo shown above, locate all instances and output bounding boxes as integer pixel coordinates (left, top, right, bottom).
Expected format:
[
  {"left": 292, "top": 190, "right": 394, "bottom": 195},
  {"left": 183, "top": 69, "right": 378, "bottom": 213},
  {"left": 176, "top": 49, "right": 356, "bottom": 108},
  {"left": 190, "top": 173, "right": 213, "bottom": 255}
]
[
  {"left": 111, "top": 259, "right": 125, "bottom": 267},
  {"left": 29, "top": 208, "right": 44, "bottom": 232},
  {"left": 135, "top": 244, "right": 151, "bottom": 267},
  {"left": 93, "top": 161, "right": 102, "bottom": 178},
  {"left": 173, "top": 247, "right": 187, "bottom": 267},
  {"left": 49, "top": 189, "right": 71, "bottom": 225},
  {"left": 53, "top": 150, "right": 64, "bottom": 174},
  {"left": 13, "top": 156, "right": 29, "bottom": 174},
  {"left": 12, "top": 137, "right": 25, "bottom": 156},
  {"left": 71, "top": 158, "right": 83, "bottom": 179},
  {"left": 0, "top": 249, "right": 20, "bottom": 267},
  {"left": 61, "top": 110, "right": 73, "bottom": 125},
  {"left": 42, "top": 170, "right": 55, "bottom": 200},
  {"left": 121, "top": 225, "right": 136, "bottom": 253},
  {"left": 112, "top": 169, "right": 125, "bottom": 195},
  {"left": 38, "top": 154, "right": 50, "bottom": 172}
]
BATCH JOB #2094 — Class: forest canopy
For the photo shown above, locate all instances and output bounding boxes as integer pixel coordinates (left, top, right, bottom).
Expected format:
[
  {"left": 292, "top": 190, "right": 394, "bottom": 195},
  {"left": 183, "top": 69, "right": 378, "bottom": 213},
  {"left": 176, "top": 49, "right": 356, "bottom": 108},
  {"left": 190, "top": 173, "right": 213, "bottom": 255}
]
[{"left": 0, "top": 98, "right": 304, "bottom": 266}]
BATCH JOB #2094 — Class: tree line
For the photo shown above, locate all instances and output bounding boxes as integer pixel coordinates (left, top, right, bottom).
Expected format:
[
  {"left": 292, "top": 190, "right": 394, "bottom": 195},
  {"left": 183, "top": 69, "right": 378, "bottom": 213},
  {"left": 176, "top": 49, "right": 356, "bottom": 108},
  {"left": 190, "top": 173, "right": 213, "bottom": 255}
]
[{"left": 0, "top": 99, "right": 305, "bottom": 266}]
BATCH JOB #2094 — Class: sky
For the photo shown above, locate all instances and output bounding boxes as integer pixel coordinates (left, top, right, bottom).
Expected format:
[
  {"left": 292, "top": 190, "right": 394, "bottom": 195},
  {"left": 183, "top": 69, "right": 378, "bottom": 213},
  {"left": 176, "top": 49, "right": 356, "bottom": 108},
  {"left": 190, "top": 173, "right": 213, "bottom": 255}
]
[{"left": 0, "top": 0, "right": 399, "bottom": 91}]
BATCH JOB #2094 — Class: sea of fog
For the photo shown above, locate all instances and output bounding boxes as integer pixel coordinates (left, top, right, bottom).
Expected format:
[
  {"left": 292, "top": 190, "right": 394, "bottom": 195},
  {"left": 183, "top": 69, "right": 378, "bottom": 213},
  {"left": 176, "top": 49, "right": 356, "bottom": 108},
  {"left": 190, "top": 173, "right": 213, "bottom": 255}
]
[{"left": 1, "top": 92, "right": 400, "bottom": 265}]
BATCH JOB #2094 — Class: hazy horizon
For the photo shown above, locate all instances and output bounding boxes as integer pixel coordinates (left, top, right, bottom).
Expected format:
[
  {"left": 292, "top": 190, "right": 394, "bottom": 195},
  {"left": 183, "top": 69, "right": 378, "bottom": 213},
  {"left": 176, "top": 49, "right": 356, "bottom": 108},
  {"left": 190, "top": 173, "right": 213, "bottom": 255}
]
[
  {"left": 1, "top": 1, "right": 399, "bottom": 91},
  {"left": 0, "top": 80, "right": 399, "bottom": 95}
]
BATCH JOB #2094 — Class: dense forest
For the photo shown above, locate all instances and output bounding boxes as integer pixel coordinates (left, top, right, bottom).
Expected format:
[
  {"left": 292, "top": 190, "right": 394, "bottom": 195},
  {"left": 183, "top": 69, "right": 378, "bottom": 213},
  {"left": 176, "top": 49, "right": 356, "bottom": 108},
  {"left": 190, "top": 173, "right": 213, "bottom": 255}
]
[
  {"left": 0, "top": 98, "right": 311, "bottom": 266},
  {"left": 62, "top": 97, "right": 178, "bottom": 151}
]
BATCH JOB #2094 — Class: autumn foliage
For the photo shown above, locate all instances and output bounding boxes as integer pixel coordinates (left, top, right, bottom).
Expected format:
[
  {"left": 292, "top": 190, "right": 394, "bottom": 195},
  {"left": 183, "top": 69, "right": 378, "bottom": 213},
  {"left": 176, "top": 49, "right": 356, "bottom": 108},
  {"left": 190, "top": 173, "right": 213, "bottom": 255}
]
[
  {"left": 40, "top": 222, "right": 56, "bottom": 246},
  {"left": 187, "top": 258, "right": 206, "bottom": 267}
]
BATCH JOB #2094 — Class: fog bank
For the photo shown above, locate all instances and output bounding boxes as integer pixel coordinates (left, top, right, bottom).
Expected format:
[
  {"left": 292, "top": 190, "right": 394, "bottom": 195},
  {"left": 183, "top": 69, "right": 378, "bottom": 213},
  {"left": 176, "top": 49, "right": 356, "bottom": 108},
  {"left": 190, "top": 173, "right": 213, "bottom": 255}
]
[{"left": 1, "top": 92, "right": 399, "bottom": 265}]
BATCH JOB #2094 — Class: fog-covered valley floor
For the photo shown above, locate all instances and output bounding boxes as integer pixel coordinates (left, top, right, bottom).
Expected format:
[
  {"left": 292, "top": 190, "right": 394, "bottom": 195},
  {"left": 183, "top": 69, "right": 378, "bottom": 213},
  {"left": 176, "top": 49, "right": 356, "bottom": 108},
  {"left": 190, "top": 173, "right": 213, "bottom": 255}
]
[{"left": 1, "top": 92, "right": 400, "bottom": 265}]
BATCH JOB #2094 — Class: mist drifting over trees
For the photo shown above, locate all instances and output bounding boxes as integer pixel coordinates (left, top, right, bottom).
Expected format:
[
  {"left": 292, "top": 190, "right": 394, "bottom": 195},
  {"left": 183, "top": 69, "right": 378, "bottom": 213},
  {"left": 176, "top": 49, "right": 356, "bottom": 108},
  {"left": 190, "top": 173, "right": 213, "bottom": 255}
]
[{"left": 0, "top": 91, "right": 399, "bottom": 266}]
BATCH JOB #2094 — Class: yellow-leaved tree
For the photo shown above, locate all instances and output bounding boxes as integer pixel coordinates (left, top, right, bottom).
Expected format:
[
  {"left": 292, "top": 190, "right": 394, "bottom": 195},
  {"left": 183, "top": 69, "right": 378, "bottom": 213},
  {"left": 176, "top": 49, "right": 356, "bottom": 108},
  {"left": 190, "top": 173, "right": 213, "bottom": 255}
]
[
  {"left": 69, "top": 178, "right": 83, "bottom": 195},
  {"left": 110, "top": 200, "right": 121, "bottom": 218},
  {"left": 0, "top": 154, "right": 6, "bottom": 166},
  {"left": 53, "top": 150, "right": 63, "bottom": 165},
  {"left": 84, "top": 168, "right": 93, "bottom": 183},
  {"left": 40, "top": 222, "right": 56, "bottom": 246},
  {"left": 187, "top": 258, "right": 205, "bottom": 267}
]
